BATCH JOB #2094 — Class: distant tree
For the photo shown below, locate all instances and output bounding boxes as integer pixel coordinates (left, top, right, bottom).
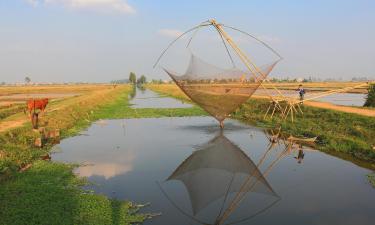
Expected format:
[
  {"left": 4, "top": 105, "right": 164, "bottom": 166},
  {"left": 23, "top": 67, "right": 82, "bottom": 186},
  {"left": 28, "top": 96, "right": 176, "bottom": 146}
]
[
  {"left": 111, "top": 79, "right": 129, "bottom": 84},
  {"left": 137, "top": 75, "right": 147, "bottom": 84},
  {"left": 25, "top": 76, "right": 31, "bottom": 84},
  {"left": 129, "top": 72, "right": 137, "bottom": 84},
  {"left": 0, "top": 82, "right": 5, "bottom": 85},
  {"left": 364, "top": 83, "right": 375, "bottom": 107}
]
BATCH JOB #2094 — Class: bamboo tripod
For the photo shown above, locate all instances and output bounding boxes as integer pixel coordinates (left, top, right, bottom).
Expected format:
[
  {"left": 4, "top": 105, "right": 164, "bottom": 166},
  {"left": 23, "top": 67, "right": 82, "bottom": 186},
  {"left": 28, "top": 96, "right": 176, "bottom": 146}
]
[{"left": 264, "top": 82, "right": 372, "bottom": 122}]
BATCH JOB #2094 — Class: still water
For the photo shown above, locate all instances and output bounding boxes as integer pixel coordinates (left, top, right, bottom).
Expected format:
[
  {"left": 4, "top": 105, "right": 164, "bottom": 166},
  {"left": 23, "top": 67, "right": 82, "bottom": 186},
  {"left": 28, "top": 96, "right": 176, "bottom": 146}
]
[
  {"left": 52, "top": 117, "right": 375, "bottom": 225},
  {"left": 129, "top": 88, "right": 192, "bottom": 108}
]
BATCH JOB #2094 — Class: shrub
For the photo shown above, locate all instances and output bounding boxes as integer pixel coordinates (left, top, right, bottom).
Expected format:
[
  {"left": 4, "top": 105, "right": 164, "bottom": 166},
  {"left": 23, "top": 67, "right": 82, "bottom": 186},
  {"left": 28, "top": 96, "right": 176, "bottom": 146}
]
[{"left": 364, "top": 83, "right": 375, "bottom": 107}]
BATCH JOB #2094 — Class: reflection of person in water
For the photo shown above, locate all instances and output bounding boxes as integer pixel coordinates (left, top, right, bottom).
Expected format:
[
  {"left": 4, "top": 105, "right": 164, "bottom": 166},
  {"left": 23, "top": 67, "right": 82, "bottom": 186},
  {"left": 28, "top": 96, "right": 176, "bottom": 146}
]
[{"left": 294, "top": 144, "right": 305, "bottom": 164}]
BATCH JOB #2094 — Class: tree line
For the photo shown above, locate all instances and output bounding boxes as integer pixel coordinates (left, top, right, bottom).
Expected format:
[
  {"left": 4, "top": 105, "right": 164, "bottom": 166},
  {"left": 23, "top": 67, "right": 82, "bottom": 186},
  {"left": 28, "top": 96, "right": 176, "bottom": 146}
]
[{"left": 110, "top": 72, "right": 147, "bottom": 85}]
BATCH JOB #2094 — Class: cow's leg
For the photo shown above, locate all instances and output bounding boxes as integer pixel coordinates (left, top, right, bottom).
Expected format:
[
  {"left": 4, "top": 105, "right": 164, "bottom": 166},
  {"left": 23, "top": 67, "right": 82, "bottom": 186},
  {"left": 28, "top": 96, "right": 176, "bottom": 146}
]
[{"left": 41, "top": 108, "right": 46, "bottom": 116}]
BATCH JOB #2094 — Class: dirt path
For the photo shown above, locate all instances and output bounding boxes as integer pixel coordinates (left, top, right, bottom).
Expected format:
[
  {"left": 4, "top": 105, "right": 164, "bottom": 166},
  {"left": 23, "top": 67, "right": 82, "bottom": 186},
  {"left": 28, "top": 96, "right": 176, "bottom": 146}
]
[{"left": 303, "top": 101, "right": 375, "bottom": 117}]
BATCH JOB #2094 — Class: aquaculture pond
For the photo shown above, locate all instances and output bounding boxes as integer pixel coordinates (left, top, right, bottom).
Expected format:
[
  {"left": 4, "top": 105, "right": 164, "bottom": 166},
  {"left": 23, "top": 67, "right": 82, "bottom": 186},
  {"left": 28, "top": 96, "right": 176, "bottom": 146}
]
[
  {"left": 52, "top": 117, "right": 374, "bottom": 225},
  {"left": 254, "top": 89, "right": 366, "bottom": 106}
]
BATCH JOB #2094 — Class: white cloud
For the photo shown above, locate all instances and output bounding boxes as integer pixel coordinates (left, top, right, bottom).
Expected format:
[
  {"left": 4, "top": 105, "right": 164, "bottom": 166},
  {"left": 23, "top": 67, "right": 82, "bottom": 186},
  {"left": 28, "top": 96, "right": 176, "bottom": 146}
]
[
  {"left": 25, "top": 0, "right": 136, "bottom": 14},
  {"left": 158, "top": 29, "right": 183, "bottom": 38}
]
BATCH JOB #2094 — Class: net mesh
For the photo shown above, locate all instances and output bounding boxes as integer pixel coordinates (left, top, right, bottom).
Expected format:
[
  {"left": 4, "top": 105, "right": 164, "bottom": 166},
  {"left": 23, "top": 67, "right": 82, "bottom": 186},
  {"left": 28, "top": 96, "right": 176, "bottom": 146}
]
[
  {"left": 167, "top": 133, "right": 277, "bottom": 216},
  {"left": 165, "top": 54, "right": 278, "bottom": 122}
]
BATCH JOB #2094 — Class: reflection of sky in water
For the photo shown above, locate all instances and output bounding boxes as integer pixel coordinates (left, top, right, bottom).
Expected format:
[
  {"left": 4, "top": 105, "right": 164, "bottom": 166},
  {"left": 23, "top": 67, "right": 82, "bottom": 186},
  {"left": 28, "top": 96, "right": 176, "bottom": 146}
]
[
  {"left": 52, "top": 117, "right": 375, "bottom": 225},
  {"left": 254, "top": 89, "right": 366, "bottom": 106},
  {"left": 130, "top": 88, "right": 192, "bottom": 108},
  {"left": 75, "top": 160, "right": 134, "bottom": 180}
]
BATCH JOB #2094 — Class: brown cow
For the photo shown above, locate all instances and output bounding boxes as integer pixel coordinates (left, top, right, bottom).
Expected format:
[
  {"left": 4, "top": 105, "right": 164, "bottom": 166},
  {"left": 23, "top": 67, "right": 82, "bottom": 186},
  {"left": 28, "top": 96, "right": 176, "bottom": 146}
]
[{"left": 25, "top": 98, "right": 49, "bottom": 118}]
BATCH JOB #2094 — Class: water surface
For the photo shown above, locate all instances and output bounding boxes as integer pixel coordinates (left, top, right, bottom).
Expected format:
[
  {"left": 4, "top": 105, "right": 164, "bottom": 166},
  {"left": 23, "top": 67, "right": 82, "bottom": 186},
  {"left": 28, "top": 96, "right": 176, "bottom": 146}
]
[
  {"left": 52, "top": 117, "right": 374, "bottom": 225},
  {"left": 129, "top": 88, "right": 192, "bottom": 108}
]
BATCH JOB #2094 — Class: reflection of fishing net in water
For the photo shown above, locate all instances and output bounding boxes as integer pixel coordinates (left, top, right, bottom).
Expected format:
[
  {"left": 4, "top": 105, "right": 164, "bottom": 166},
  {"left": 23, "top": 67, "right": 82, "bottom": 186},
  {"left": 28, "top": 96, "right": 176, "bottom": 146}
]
[
  {"left": 165, "top": 54, "right": 278, "bottom": 123},
  {"left": 154, "top": 19, "right": 282, "bottom": 127},
  {"left": 163, "top": 133, "right": 278, "bottom": 224}
]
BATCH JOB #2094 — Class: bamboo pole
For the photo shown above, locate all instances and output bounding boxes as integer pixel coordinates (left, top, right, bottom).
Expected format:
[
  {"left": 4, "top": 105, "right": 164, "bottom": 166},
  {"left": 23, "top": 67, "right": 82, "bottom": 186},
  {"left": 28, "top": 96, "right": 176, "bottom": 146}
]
[{"left": 210, "top": 20, "right": 286, "bottom": 110}]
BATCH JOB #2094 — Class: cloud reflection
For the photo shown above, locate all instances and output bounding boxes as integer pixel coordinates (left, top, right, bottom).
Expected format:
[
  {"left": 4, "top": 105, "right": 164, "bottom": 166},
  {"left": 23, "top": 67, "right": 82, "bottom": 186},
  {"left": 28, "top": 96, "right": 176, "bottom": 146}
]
[{"left": 75, "top": 150, "right": 135, "bottom": 179}]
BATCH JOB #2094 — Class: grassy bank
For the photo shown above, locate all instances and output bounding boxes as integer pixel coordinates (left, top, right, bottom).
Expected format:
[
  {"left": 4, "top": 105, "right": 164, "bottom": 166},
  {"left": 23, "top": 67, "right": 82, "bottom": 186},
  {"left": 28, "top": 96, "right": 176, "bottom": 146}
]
[
  {"left": 0, "top": 85, "right": 149, "bottom": 225},
  {"left": 148, "top": 84, "right": 375, "bottom": 168},
  {"left": 0, "top": 161, "right": 144, "bottom": 225},
  {"left": 233, "top": 99, "right": 375, "bottom": 163}
]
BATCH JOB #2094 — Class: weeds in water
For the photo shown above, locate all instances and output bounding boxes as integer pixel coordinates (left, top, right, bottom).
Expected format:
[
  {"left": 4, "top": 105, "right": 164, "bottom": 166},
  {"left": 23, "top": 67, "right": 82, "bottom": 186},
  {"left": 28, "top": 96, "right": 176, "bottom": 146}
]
[{"left": 367, "top": 173, "right": 375, "bottom": 188}]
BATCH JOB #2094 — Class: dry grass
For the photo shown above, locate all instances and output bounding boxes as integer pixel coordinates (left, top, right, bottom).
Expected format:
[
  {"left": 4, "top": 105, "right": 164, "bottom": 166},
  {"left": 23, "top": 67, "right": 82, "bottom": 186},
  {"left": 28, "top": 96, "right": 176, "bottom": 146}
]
[
  {"left": 0, "top": 84, "right": 121, "bottom": 133},
  {"left": 0, "top": 84, "right": 114, "bottom": 96}
]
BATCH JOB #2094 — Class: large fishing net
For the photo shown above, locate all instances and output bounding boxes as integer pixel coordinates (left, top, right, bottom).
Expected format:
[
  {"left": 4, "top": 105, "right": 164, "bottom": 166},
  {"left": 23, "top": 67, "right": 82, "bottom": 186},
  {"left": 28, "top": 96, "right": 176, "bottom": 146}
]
[
  {"left": 155, "top": 19, "right": 282, "bottom": 127},
  {"left": 165, "top": 54, "right": 278, "bottom": 123}
]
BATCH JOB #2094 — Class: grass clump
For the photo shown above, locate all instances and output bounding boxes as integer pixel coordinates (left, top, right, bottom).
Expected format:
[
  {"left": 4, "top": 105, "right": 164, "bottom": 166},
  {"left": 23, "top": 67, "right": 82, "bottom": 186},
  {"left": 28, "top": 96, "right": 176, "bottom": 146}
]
[{"left": 367, "top": 173, "right": 375, "bottom": 188}]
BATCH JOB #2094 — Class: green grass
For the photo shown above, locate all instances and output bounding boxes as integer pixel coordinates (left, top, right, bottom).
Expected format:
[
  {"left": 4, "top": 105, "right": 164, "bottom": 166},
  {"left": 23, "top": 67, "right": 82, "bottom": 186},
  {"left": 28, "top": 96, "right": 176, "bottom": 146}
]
[{"left": 0, "top": 161, "right": 145, "bottom": 225}]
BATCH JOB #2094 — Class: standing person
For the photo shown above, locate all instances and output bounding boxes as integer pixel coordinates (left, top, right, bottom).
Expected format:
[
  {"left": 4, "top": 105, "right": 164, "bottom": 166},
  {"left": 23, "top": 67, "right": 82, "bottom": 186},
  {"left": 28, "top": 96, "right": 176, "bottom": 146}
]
[{"left": 297, "top": 84, "right": 306, "bottom": 101}]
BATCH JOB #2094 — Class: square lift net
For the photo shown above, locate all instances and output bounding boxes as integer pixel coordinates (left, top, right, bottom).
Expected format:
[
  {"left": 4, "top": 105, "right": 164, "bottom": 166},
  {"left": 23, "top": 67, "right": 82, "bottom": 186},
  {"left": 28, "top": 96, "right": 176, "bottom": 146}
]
[
  {"left": 164, "top": 54, "right": 278, "bottom": 123},
  {"left": 154, "top": 19, "right": 282, "bottom": 128}
]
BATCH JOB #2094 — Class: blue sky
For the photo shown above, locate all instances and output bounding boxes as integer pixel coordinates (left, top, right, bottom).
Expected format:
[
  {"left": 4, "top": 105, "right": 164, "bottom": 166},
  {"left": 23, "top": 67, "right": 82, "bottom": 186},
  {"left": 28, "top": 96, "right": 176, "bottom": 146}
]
[{"left": 0, "top": 0, "right": 374, "bottom": 82}]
